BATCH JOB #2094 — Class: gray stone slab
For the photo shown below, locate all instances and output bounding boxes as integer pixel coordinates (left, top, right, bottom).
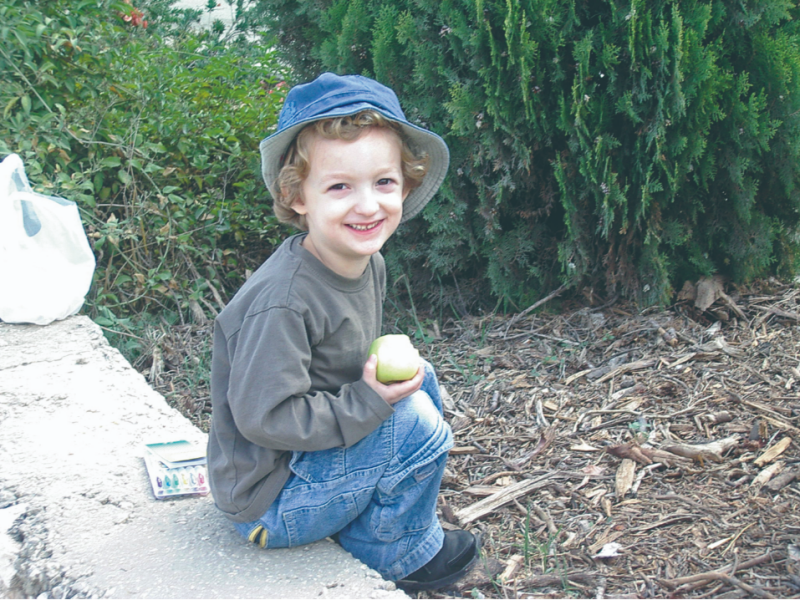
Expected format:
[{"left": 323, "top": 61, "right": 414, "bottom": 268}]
[{"left": 0, "top": 316, "right": 407, "bottom": 599}]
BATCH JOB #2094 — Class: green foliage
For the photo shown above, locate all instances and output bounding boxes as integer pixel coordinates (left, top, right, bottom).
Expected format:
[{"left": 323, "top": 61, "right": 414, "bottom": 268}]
[
  {"left": 1, "top": 0, "right": 287, "bottom": 341},
  {"left": 248, "top": 0, "right": 800, "bottom": 307}
]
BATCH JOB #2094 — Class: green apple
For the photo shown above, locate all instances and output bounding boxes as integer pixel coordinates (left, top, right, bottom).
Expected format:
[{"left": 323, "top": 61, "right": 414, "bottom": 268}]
[{"left": 368, "top": 334, "right": 420, "bottom": 383}]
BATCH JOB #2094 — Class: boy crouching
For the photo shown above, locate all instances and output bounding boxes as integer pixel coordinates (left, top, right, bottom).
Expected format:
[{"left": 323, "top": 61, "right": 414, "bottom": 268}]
[{"left": 207, "top": 73, "right": 477, "bottom": 591}]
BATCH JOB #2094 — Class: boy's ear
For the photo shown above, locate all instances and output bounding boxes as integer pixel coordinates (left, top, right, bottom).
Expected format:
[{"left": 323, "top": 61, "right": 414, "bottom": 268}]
[
  {"left": 291, "top": 198, "right": 308, "bottom": 215},
  {"left": 287, "top": 189, "right": 308, "bottom": 215}
]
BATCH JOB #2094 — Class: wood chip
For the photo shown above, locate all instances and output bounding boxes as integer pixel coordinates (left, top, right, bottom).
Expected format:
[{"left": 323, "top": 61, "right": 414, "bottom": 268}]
[
  {"left": 594, "top": 358, "right": 657, "bottom": 384},
  {"left": 633, "top": 514, "right": 698, "bottom": 533},
  {"left": 751, "top": 461, "right": 785, "bottom": 488},
  {"left": 615, "top": 459, "right": 637, "bottom": 499},
  {"left": 570, "top": 441, "right": 600, "bottom": 452},
  {"left": 450, "top": 446, "right": 479, "bottom": 454},
  {"left": 454, "top": 474, "right": 555, "bottom": 526},
  {"left": 764, "top": 466, "right": 799, "bottom": 492},
  {"left": 565, "top": 368, "right": 593, "bottom": 384},
  {"left": 661, "top": 435, "right": 739, "bottom": 464},
  {"left": 754, "top": 436, "right": 793, "bottom": 466},
  {"left": 499, "top": 554, "right": 524, "bottom": 583}
]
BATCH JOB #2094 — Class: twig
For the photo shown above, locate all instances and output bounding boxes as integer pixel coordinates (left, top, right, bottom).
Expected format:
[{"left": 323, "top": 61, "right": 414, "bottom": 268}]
[
  {"left": 96, "top": 325, "right": 145, "bottom": 340},
  {"left": 477, "top": 471, "right": 525, "bottom": 485},
  {"left": 665, "top": 572, "right": 774, "bottom": 598},
  {"left": 658, "top": 551, "right": 783, "bottom": 595},
  {"left": 527, "top": 331, "right": 581, "bottom": 346},
  {"left": 506, "top": 283, "right": 570, "bottom": 330},
  {"left": 594, "top": 358, "right": 657, "bottom": 384},
  {"left": 654, "top": 493, "right": 706, "bottom": 511},
  {"left": 455, "top": 474, "right": 555, "bottom": 525},
  {"left": 530, "top": 501, "right": 558, "bottom": 536},
  {"left": 0, "top": 45, "right": 54, "bottom": 114},
  {"left": 724, "top": 550, "right": 784, "bottom": 571},
  {"left": 516, "top": 573, "right": 595, "bottom": 589},
  {"left": 632, "top": 514, "right": 699, "bottom": 533}
]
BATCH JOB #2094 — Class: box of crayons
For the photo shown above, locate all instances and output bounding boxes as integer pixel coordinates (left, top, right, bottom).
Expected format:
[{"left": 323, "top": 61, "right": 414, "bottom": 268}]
[{"left": 143, "top": 440, "right": 210, "bottom": 499}]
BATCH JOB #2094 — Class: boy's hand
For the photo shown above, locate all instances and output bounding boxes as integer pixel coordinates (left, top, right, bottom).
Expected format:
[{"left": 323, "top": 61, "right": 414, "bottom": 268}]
[{"left": 363, "top": 354, "right": 424, "bottom": 405}]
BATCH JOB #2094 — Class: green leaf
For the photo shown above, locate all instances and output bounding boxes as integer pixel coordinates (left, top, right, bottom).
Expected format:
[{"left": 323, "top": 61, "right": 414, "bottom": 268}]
[
  {"left": 3, "top": 96, "right": 19, "bottom": 119},
  {"left": 100, "top": 156, "right": 122, "bottom": 168}
]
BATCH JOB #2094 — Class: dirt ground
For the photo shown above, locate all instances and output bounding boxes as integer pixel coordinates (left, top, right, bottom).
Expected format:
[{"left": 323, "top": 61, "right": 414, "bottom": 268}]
[{"left": 147, "top": 276, "right": 800, "bottom": 599}]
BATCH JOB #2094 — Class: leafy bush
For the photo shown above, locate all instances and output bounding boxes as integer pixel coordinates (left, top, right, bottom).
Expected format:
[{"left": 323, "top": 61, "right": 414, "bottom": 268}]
[
  {"left": 248, "top": 0, "right": 800, "bottom": 307},
  {"left": 1, "top": 0, "right": 287, "bottom": 347}
]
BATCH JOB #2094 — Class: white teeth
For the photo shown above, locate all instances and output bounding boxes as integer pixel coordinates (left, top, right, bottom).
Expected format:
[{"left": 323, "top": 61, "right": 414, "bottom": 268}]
[{"left": 350, "top": 222, "right": 378, "bottom": 231}]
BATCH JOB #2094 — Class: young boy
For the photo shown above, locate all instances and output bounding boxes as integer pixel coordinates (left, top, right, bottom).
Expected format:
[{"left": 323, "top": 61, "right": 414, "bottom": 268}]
[{"left": 207, "top": 73, "right": 477, "bottom": 591}]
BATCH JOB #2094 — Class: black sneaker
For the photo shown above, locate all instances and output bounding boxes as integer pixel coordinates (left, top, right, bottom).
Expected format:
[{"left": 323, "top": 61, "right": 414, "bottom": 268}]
[{"left": 396, "top": 529, "right": 478, "bottom": 592}]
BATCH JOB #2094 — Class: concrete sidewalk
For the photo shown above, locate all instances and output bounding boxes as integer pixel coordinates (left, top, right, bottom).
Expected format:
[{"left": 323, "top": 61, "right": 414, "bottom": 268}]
[{"left": 0, "top": 316, "right": 406, "bottom": 599}]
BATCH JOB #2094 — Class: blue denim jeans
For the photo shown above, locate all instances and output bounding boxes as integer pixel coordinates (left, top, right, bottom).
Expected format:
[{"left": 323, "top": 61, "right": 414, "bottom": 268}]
[{"left": 233, "top": 361, "right": 453, "bottom": 581}]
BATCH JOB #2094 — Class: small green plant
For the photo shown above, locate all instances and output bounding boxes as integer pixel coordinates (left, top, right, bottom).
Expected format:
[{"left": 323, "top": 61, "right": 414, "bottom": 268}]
[
  {"left": 522, "top": 502, "right": 532, "bottom": 565},
  {"left": 393, "top": 273, "right": 435, "bottom": 345},
  {"left": 521, "top": 507, "right": 561, "bottom": 575},
  {"left": 477, "top": 548, "right": 501, "bottom": 596},
  {"left": 445, "top": 349, "right": 483, "bottom": 385}
]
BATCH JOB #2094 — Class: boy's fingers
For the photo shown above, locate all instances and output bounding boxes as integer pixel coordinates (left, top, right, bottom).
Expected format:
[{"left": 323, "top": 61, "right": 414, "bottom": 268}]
[
  {"left": 363, "top": 354, "right": 378, "bottom": 375},
  {"left": 363, "top": 355, "right": 425, "bottom": 405},
  {"left": 390, "top": 366, "right": 424, "bottom": 396}
]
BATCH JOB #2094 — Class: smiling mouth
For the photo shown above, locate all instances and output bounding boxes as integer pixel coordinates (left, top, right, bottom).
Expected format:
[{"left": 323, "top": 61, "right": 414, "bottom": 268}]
[{"left": 348, "top": 221, "right": 381, "bottom": 232}]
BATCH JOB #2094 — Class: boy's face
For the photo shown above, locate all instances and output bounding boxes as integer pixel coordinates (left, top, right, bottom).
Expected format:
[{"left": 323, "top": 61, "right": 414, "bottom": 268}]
[{"left": 291, "top": 127, "right": 408, "bottom": 278}]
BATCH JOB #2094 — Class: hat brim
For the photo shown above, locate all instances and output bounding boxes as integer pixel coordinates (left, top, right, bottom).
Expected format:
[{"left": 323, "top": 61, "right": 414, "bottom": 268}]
[{"left": 260, "top": 104, "right": 449, "bottom": 223}]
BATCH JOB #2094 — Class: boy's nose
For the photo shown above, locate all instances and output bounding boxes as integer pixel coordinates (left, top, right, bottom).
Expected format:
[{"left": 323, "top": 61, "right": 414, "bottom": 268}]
[{"left": 354, "top": 190, "right": 380, "bottom": 215}]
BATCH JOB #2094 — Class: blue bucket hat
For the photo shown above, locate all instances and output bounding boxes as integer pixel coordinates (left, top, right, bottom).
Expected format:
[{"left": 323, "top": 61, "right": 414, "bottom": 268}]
[{"left": 259, "top": 73, "right": 449, "bottom": 223}]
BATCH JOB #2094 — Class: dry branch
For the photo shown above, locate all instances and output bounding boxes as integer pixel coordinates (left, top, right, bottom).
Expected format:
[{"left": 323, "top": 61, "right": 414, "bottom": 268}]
[
  {"left": 765, "top": 466, "right": 799, "bottom": 492},
  {"left": 454, "top": 474, "right": 554, "bottom": 526},
  {"left": 661, "top": 435, "right": 740, "bottom": 464},
  {"left": 660, "top": 571, "right": 775, "bottom": 598},
  {"left": 516, "top": 572, "right": 596, "bottom": 589},
  {"left": 752, "top": 460, "right": 785, "bottom": 488},
  {"left": 594, "top": 358, "right": 657, "bottom": 384},
  {"left": 507, "top": 282, "right": 570, "bottom": 328},
  {"left": 606, "top": 443, "right": 691, "bottom": 467},
  {"left": 754, "top": 305, "right": 800, "bottom": 321},
  {"left": 633, "top": 513, "right": 698, "bottom": 533}
]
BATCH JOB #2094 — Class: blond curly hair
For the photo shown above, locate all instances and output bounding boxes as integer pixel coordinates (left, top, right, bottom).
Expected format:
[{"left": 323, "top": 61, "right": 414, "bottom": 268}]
[{"left": 274, "top": 110, "right": 430, "bottom": 230}]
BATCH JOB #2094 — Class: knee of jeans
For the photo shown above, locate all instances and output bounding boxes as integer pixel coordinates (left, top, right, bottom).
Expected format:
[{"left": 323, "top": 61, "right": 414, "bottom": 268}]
[
  {"left": 391, "top": 392, "right": 452, "bottom": 463},
  {"left": 422, "top": 359, "right": 435, "bottom": 381}
]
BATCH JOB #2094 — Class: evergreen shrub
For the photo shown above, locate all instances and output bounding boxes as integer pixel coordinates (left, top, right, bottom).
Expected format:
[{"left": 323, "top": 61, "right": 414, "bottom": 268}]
[{"left": 249, "top": 0, "right": 800, "bottom": 307}]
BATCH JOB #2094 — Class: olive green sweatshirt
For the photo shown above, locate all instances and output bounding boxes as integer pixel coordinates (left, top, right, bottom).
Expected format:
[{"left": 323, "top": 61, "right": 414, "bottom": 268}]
[{"left": 207, "top": 233, "right": 394, "bottom": 523}]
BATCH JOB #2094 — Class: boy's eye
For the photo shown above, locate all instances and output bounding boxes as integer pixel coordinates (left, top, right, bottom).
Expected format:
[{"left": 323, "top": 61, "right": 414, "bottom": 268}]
[
  {"left": 328, "top": 183, "right": 347, "bottom": 191},
  {"left": 377, "top": 178, "right": 396, "bottom": 186}
]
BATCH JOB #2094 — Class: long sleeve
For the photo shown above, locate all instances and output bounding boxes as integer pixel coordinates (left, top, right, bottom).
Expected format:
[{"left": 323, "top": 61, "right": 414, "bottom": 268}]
[
  {"left": 228, "top": 306, "right": 392, "bottom": 451},
  {"left": 207, "top": 234, "right": 391, "bottom": 523}
]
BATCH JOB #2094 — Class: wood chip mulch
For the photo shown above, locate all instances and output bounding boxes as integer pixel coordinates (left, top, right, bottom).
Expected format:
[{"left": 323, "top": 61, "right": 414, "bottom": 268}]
[
  {"left": 420, "top": 277, "right": 800, "bottom": 599},
  {"left": 150, "top": 277, "right": 800, "bottom": 599}
]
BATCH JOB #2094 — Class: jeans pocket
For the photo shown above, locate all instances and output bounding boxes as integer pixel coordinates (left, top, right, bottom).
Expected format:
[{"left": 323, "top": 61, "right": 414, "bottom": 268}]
[
  {"left": 282, "top": 492, "right": 359, "bottom": 547},
  {"left": 371, "top": 460, "right": 440, "bottom": 542},
  {"left": 289, "top": 447, "right": 346, "bottom": 483}
]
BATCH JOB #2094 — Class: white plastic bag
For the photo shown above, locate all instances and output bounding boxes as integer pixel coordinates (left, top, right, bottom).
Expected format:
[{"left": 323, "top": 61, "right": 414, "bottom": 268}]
[{"left": 0, "top": 153, "right": 96, "bottom": 325}]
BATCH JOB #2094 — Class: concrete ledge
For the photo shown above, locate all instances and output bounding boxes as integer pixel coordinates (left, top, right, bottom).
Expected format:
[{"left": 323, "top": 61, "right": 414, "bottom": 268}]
[{"left": 0, "top": 316, "right": 407, "bottom": 599}]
